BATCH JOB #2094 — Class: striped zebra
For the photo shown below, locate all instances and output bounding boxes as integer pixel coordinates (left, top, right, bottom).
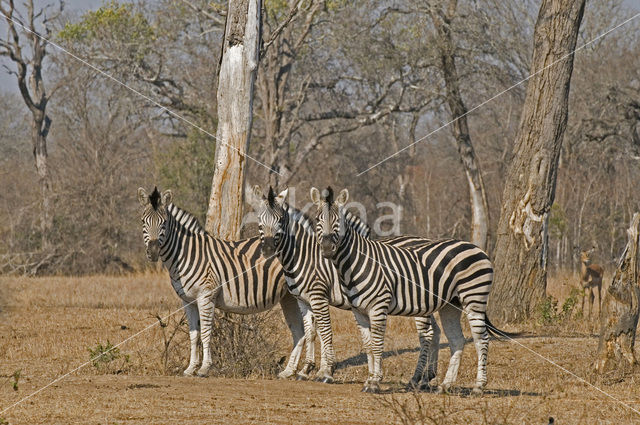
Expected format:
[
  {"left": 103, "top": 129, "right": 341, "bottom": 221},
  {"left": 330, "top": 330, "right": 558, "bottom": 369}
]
[
  {"left": 138, "top": 187, "right": 313, "bottom": 378},
  {"left": 311, "top": 186, "right": 499, "bottom": 394},
  {"left": 253, "top": 186, "right": 438, "bottom": 386}
]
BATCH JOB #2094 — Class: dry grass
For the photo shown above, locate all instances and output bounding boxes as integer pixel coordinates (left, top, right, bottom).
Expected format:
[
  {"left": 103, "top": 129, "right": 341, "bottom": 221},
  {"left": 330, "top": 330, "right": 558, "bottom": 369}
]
[{"left": 1, "top": 272, "right": 640, "bottom": 424}]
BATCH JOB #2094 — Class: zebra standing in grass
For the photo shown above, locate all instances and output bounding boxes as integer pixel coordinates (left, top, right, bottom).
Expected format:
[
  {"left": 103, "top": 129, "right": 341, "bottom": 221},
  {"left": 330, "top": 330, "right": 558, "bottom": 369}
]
[
  {"left": 311, "top": 186, "right": 499, "bottom": 394},
  {"left": 253, "top": 186, "right": 439, "bottom": 386},
  {"left": 138, "top": 187, "right": 313, "bottom": 378}
]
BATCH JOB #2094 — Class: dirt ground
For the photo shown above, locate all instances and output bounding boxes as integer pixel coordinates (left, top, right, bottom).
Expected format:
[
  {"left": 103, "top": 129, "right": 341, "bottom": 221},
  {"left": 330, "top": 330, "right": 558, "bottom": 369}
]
[{"left": 1, "top": 273, "right": 640, "bottom": 424}]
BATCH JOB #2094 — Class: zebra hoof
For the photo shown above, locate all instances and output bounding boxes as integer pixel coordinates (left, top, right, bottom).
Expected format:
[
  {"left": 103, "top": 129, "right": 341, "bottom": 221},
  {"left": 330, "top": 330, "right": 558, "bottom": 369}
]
[
  {"left": 471, "top": 386, "right": 484, "bottom": 397},
  {"left": 277, "top": 370, "right": 295, "bottom": 380},
  {"left": 436, "top": 385, "right": 449, "bottom": 395},
  {"left": 183, "top": 368, "right": 197, "bottom": 377},
  {"left": 196, "top": 365, "right": 211, "bottom": 377},
  {"left": 296, "top": 373, "right": 309, "bottom": 381},
  {"left": 319, "top": 376, "right": 334, "bottom": 384},
  {"left": 362, "top": 381, "right": 381, "bottom": 393}
]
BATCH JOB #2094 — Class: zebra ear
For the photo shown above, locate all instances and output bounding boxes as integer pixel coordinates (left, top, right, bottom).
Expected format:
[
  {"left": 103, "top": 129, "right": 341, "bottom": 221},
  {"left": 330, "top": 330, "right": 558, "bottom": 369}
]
[
  {"left": 276, "top": 188, "right": 289, "bottom": 206},
  {"left": 336, "top": 188, "right": 349, "bottom": 206},
  {"left": 310, "top": 187, "right": 321, "bottom": 206},
  {"left": 137, "top": 187, "right": 148, "bottom": 206},
  {"left": 161, "top": 190, "right": 172, "bottom": 206},
  {"left": 253, "top": 185, "right": 263, "bottom": 200}
]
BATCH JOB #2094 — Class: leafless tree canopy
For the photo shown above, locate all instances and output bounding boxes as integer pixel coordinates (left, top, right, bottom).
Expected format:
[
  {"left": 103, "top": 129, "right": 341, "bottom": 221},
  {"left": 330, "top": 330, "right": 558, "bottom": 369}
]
[{"left": 0, "top": 0, "right": 638, "bottom": 278}]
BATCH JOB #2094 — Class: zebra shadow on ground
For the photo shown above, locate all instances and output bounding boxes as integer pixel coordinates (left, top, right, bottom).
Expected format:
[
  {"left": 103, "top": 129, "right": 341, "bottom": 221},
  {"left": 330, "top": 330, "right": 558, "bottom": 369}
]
[
  {"left": 335, "top": 331, "right": 550, "bottom": 373},
  {"left": 376, "top": 384, "right": 543, "bottom": 397},
  {"left": 334, "top": 337, "right": 543, "bottom": 397},
  {"left": 335, "top": 338, "right": 475, "bottom": 371}
]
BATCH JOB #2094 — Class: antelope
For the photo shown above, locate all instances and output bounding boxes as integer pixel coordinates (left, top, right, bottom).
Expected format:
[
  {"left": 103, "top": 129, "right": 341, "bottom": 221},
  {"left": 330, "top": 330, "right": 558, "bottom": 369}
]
[{"left": 579, "top": 250, "right": 604, "bottom": 319}]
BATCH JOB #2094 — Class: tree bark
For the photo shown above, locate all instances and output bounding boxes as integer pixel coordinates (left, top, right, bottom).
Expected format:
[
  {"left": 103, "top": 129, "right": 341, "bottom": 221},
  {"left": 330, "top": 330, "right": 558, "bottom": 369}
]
[
  {"left": 429, "top": 0, "right": 490, "bottom": 250},
  {"left": 205, "top": 0, "right": 262, "bottom": 239},
  {"left": 595, "top": 213, "right": 640, "bottom": 374},
  {"left": 488, "top": 0, "right": 585, "bottom": 323}
]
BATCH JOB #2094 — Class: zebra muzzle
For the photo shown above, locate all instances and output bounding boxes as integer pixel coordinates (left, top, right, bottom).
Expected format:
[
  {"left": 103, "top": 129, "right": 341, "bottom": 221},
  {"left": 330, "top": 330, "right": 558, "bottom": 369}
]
[
  {"left": 146, "top": 240, "right": 160, "bottom": 262},
  {"left": 321, "top": 238, "right": 336, "bottom": 259},
  {"left": 261, "top": 237, "right": 276, "bottom": 257}
]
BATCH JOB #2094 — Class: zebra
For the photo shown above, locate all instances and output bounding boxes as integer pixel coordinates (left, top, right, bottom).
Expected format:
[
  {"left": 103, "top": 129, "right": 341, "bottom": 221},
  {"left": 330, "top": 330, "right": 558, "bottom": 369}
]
[
  {"left": 311, "top": 186, "right": 499, "bottom": 394},
  {"left": 253, "top": 186, "right": 438, "bottom": 387},
  {"left": 138, "top": 186, "right": 314, "bottom": 378}
]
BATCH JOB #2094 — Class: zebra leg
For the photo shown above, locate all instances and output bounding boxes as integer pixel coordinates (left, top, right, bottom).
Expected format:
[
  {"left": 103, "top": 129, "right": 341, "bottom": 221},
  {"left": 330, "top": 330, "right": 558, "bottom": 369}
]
[
  {"left": 352, "top": 310, "right": 374, "bottom": 376},
  {"left": 466, "top": 308, "right": 489, "bottom": 396},
  {"left": 297, "top": 300, "right": 316, "bottom": 380},
  {"left": 196, "top": 294, "right": 215, "bottom": 377},
  {"left": 409, "top": 315, "right": 440, "bottom": 390},
  {"left": 277, "top": 293, "right": 307, "bottom": 379},
  {"left": 363, "top": 309, "right": 388, "bottom": 394},
  {"left": 183, "top": 300, "right": 201, "bottom": 376},
  {"left": 310, "top": 294, "right": 336, "bottom": 383},
  {"left": 437, "top": 303, "right": 465, "bottom": 394}
]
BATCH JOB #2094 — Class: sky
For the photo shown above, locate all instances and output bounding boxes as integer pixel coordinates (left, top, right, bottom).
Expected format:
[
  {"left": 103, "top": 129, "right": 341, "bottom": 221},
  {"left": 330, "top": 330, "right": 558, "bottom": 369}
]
[
  {"left": 0, "top": 0, "right": 639, "bottom": 95},
  {"left": 0, "top": 0, "right": 103, "bottom": 94}
]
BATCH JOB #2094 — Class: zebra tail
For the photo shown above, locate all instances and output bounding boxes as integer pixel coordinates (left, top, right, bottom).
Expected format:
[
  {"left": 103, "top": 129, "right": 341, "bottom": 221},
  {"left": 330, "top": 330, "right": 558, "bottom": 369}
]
[{"left": 485, "top": 315, "right": 522, "bottom": 340}]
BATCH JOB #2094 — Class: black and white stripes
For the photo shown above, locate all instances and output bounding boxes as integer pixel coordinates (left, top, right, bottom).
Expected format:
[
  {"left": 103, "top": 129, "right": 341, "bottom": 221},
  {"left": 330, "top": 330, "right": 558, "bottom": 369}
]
[
  {"left": 254, "top": 186, "right": 440, "bottom": 386},
  {"left": 311, "top": 186, "right": 495, "bottom": 394},
  {"left": 137, "top": 187, "right": 312, "bottom": 378}
]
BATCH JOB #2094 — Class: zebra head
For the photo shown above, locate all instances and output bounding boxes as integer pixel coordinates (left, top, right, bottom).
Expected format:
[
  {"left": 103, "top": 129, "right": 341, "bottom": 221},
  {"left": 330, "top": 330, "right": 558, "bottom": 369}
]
[
  {"left": 137, "top": 186, "right": 172, "bottom": 262},
  {"left": 310, "top": 186, "right": 349, "bottom": 259},
  {"left": 253, "top": 185, "right": 289, "bottom": 258}
]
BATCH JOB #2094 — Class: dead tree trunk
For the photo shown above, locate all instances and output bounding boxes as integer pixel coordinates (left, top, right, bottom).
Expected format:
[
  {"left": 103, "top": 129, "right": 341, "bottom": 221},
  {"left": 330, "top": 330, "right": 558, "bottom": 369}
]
[
  {"left": 595, "top": 213, "right": 640, "bottom": 374},
  {"left": 428, "top": 0, "right": 490, "bottom": 250},
  {"left": 488, "top": 0, "right": 585, "bottom": 323},
  {"left": 205, "top": 0, "right": 262, "bottom": 239},
  {"left": 0, "top": 0, "right": 58, "bottom": 249}
]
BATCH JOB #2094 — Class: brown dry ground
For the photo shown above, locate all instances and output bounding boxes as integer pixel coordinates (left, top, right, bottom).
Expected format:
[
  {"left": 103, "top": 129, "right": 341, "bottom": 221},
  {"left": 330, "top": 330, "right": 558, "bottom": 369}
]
[{"left": 1, "top": 272, "right": 640, "bottom": 424}]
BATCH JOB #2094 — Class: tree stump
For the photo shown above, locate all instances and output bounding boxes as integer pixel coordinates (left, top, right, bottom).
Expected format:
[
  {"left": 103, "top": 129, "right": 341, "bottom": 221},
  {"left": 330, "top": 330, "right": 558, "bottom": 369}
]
[{"left": 594, "top": 212, "right": 640, "bottom": 374}]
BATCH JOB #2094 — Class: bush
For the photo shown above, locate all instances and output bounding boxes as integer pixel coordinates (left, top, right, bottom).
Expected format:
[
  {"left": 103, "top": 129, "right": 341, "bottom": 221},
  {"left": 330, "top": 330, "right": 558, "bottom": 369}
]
[
  {"left": 379, "top": 391, "right": 517, "bottom": 425},
  {"left": 536, "top": 288, "right": 581, "bottom": 326},
  {"left": 149, "top": 309, "right": 282, "bottom": 378},
  {"left": 88, "top": 340, "right": 130, "bottom": 374},
  {"left": 537, "top": 296, "right": 559, "bottom": 325}
]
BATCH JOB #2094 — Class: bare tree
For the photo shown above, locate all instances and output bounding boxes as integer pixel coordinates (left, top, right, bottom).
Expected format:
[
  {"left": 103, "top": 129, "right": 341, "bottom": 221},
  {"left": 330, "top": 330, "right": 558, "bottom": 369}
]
[
  {"left": 255, "top": 0, "right": 325, "bottom": 188},
  {"left": 204, "top": 0, "right": 262, "bottom": 239},
  {"left": 488, "top": 0, "right": 586, "bottom": 323},
  {"left": 0, "top": 0, "right": 62, "bottom": 248},
  {"left": 58, "top": 0, "right": 222, "bottom": 127},
  {"left": 595, "top": 213, "right": 640, "bottom": 374},
  {"left": 425, "top": 0, "right": 490, "bottom": 250}
]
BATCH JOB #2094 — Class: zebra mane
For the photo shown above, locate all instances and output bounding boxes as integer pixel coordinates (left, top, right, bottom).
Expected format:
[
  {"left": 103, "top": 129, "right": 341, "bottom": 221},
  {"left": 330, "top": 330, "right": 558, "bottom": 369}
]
[
  {"left": 285, "top": 203, "right": 370, "bottom": 237},
  {"left": 267, "top": 186, "right": 276, "bottom": 208},
  {"left": 149, "top": 187, "right": 161, "bottom": 211},
  {"left": 167, "top": 204, "right": 206, "bottom": 235},
  {"left": 344, "top": 210, "right": 371, "bottom": 238},
  {"left": 284, "top": 203, "right": 315, "bottom": 234},
  {"left": 324, "top": 186, "right": 334, "bottom": 205}
]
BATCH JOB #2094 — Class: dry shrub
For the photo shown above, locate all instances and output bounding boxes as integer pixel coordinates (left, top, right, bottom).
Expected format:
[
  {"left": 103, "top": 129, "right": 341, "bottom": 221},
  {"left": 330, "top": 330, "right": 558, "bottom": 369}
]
[
  {"left": 92, "top": 308, "right": 283, "bottom": 378},
  {"left": 533, "top": 271, "right": 604, "bottom": 335},
  {"left": 379, "top": 391, "right": 517, "bottom": 425},
  {"left": 207, "top": 310, "right": 283, "bottom": 378},
  {"left": 87, "top": 341, "right": 132, "bottom": 375}
]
